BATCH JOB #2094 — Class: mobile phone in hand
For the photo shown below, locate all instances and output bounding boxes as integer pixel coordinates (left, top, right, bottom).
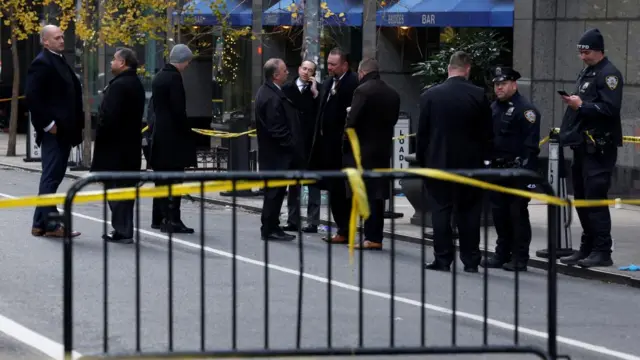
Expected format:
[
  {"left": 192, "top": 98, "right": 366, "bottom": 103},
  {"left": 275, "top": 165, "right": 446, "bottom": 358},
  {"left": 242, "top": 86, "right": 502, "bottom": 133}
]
[{"left": 557, "top": 90, "right": 570, "bottom": 96}]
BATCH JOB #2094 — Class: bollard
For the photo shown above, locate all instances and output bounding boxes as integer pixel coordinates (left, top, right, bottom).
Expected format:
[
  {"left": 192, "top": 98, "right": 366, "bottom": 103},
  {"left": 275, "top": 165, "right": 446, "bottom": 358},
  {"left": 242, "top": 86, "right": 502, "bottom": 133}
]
[
  {"left": 220, "top": 111, "right": 258, "bottom": 197},
  {"left": 536, "top": 131, "right": 574, "bottom": 258}
]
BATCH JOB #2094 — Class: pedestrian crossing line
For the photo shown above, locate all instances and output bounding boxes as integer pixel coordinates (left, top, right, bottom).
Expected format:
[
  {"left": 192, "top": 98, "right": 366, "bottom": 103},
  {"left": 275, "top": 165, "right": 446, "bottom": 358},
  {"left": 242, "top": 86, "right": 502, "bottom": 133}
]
[{"left": 1, "top": 191, "right": 636, "bottom": 360}]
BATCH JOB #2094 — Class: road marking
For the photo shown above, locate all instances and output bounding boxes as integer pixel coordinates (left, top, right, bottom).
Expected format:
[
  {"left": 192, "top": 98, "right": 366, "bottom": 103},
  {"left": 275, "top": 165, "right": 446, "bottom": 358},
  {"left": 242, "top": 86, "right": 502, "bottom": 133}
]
[
  {"left": 0, "top": 313, "right": 82, "bottom": 360},
  {"left": 0, "top": 192, "right": 638, "bottom": 360}
]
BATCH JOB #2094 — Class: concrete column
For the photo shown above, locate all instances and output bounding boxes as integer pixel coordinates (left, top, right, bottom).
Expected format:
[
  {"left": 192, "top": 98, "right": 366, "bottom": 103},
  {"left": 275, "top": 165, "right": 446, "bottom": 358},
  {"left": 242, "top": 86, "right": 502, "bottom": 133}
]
[
  {"left": 361, "top": 0, "right": 377, "bottom": 59},
  {"left": 303, "top": 0, "right": 320, "bottom": 65},
  {"left": 251, "top": 0, "right": 264, "bottom": 122}
]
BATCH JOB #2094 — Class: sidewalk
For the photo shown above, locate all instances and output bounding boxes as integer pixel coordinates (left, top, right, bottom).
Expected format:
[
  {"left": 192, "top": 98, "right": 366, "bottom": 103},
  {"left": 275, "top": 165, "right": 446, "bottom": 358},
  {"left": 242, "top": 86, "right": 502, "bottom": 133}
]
[{"left": 1, "top": 133, "right": 639, "bottom": 287}]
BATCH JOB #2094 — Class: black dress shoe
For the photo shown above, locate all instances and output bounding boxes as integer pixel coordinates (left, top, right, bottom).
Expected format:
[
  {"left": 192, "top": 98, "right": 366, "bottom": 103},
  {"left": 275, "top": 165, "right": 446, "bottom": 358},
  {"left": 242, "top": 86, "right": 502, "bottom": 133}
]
[
  {"left": 464, "top": 266, "right": 479, "bottom": 273},
  {"left": 302, "top": 225, "right": 318, "bottom": 233},
  {"left": 577, "top": 252, "right": 613, "bottom": 268},
  {"left": 480, "top": 255, "right": 508, "bottom": 268},
  {"left": 261, "top": 231, "right": 296, "bottom": 241},
  {"left": 502, "top": 260, "right": 527, "bottom": 272},
  {"left": 282, "top": 224, "right": 299, "bottom": 232},
  {"left": 102, "top": 231, "right": 134, "bottom": 244},
  {"left": 161, "top": 221, "right": 195, "bottom": 234},
  {"left": 424, "top": 261, "right": 450, "bottom": 272}
]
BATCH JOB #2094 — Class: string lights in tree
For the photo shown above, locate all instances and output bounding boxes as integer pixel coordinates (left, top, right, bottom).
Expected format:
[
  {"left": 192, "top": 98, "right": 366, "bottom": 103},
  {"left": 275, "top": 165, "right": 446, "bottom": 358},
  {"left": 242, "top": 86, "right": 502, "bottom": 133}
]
[{"left": 214, "top": 30, "right": 240, "bottom": 84}]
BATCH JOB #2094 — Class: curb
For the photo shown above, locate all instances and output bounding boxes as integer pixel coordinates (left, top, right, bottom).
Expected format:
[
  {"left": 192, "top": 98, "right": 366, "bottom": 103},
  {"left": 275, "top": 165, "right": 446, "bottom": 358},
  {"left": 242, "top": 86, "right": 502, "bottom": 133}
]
[{"left": 2, "top": 161, "right": 639, "bottom": 289}]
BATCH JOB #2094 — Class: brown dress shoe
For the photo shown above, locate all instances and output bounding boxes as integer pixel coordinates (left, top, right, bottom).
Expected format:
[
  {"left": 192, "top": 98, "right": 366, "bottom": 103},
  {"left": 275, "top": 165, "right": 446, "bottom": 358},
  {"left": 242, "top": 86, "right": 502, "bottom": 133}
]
[
  {"left": 44, "top": 226, "right": 81, "bottom": 238},
  {"left": 322, "top": 234, "right": 347, "bottom": 244},
  {"left": 354, "top": 240, "right": 383, "bottom": 250},
  {"left": 31, "top": 227, "right": 45, "bottom": 236}
]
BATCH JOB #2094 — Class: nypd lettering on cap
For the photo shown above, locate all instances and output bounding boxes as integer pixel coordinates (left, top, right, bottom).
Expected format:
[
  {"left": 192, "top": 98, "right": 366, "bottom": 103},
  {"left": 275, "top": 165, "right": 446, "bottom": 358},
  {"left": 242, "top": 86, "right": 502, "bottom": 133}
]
[
  {"left": 605, "top": 75, "right": 619, "bottom": 90},
  {"left": 577, "top": 44, "right": 590, "bottom": 50},
  {"left": 524, "top": 110, "right": 536, "bottom": 123}
]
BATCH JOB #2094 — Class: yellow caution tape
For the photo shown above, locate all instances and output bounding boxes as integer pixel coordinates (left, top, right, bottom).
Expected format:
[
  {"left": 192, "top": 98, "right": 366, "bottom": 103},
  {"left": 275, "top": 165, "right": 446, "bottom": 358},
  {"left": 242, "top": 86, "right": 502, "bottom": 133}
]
[
  {"left": 344, "top": 128, "right": 370, "bottom": 262},
  {"left": 141, "top": 126, "right": 256, "bottom": 138},
  {"left": 0, "top": 178, "right": 315, "bottom": 209},
  {"left": 0, "top": 95, "right": 25, "bottom": 103}
]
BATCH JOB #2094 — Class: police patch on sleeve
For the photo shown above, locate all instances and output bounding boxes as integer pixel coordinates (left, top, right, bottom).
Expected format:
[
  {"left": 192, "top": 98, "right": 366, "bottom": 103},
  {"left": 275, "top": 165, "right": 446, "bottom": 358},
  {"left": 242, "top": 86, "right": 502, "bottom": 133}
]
[
  {"left": 524, "top": 110, "right": 536, "bottom": 123},
  {"left": 605, "top": 75, "right": 619, "bottom": 90}
]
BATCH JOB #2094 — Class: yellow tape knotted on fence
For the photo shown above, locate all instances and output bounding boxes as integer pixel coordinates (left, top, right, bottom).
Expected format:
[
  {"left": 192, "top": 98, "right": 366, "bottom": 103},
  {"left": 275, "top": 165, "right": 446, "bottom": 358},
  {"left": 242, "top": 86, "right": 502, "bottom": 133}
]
[{"left": 344, "top": 128, "right": 370, "bottom": 263}]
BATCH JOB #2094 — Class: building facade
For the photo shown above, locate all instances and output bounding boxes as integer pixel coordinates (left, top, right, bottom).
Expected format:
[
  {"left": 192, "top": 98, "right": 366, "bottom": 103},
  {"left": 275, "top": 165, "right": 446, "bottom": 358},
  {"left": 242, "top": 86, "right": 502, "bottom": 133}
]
[{"left": 514, "top": 0, "right": 640, "bottom": 197}]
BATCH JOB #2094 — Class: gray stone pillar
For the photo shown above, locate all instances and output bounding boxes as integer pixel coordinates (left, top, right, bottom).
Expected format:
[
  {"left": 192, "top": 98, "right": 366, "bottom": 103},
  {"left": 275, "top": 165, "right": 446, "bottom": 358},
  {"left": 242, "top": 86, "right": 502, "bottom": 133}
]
[{"left": 362, "top": 0, "right": 377, "bottom": 59}]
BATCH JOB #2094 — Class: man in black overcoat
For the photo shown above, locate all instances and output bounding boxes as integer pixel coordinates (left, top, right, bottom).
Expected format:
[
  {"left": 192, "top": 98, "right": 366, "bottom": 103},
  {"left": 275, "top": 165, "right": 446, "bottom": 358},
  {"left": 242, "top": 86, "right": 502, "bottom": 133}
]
[
  {"left": 417, "top": 51, "right": 493, "bottom": 273},
  {"left": 344, "top": 58, "right": 400, "bottom": 250},
  {"left": 281, "top": 60, "right": 321, "bottom": 233},
  {"left": 26, "top": 24, "right": 83, "bottom": 238},
  {"left": 149, "top": 44, "right": 197, "bottom": 234},
  {"left": 255, "top": 58, "right": 305, "bottom": 240},
  {"left": 91, "top": 47, "right": 146, "bottom": 243},
  {"left": 308, "top": 48, "right": 359, "bottom": 244}
]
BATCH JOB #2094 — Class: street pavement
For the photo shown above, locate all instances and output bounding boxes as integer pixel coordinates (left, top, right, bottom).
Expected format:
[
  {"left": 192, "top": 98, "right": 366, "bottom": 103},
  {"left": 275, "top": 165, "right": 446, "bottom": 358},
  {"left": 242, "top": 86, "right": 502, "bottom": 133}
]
[{"left": 0, "top": 167, "right": 639, "bottom": 360}]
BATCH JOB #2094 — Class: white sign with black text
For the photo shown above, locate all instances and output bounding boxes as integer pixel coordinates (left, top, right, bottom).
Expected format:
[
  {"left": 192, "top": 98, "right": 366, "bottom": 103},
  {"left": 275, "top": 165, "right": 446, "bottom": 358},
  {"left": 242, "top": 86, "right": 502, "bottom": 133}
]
[
  {"left": 25, "top": 113, "right": 41, "bottom": 161},
  {"left": 392, "top": 116, "right": 410, "bottom": 189}
]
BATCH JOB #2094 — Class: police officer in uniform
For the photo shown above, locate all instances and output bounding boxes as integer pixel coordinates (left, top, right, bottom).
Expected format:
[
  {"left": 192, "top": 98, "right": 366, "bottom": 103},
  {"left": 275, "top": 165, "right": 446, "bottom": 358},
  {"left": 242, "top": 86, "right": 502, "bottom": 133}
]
[
  {"left": 558, "top": 28, "right": 623, "bottom": 268},
  {"left": 481, "top": 67, "right": 540, "bottom": 272}
]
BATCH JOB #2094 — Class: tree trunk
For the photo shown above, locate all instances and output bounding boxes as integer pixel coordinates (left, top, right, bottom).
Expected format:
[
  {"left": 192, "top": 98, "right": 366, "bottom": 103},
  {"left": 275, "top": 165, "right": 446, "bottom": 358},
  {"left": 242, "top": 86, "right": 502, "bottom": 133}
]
[
  {"left": 6, "top": 17, "right": 20, "bottom": 157},
  {"left": 81, "top": 49, "right": 92, "bottom": 167}
]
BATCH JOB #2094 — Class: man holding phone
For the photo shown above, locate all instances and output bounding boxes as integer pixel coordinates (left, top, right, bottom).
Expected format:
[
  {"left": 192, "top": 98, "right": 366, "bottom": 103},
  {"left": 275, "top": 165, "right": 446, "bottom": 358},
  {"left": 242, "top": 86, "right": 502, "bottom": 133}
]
[
  {"left": 558, "top": 28, "right": 623, "bottom": 268},
  {"left": 282, "top": 60, "right": 322, "bottom": 233}
]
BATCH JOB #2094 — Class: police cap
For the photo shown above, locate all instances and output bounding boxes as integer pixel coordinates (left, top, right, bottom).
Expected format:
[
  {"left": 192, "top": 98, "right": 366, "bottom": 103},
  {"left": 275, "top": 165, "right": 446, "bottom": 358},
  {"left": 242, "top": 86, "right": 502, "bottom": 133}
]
[{"left": 491, "top": 66, "right": 521, "bottom": 83}]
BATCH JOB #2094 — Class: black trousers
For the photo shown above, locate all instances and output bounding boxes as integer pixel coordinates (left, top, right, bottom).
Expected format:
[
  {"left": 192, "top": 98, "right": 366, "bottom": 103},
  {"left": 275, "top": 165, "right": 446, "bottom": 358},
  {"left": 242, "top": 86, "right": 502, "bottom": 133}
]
[
  {"left": 328, "top": 180, "right": 351, "bottom": 236},
  {"left": 363, "top": 199, "right": 385, "bottom": 243},
  {"left": 491, "top": 190, "right": 532, "bottom": 262},
  {"left": 286, "top": 184, "right": 321, "bottom": 227},
  {"left": 105, "top": 181, "right": 136, "bottom": 238},
  {"left": 571, "top": 145, "right": 617, "bottom": 254},
  {"left": 153, "top": 167, "right": 184, "bottom": 225},
  {"left": 33, "top": 133, "right": 71, "bottom": 230},
  {"left": 426, "top": 180, "right": 482, "bottom": 267},
  {"left": 261, "top": 185, "right": 287, "bottom": 235}
]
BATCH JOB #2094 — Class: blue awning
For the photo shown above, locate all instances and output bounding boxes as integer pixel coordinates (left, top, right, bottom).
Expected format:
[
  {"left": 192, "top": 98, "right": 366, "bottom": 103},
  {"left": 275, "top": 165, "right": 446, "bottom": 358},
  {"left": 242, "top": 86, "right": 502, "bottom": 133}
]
[
  {"left": 377, "top": 0, "right": 513, "bottom": 27},
  {"left": 174, "top": 0, "right": 252, "bottom": 27},
  {"left": 264, "top": 0, "right": 362, "bottom": 26}
]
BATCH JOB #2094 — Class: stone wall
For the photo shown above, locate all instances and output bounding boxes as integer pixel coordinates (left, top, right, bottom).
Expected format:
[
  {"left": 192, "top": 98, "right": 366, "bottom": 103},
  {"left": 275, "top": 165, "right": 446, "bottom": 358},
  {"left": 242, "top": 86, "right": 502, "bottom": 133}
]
[{"left": 514, "top": 0, "right": 640, "bottom": 196}]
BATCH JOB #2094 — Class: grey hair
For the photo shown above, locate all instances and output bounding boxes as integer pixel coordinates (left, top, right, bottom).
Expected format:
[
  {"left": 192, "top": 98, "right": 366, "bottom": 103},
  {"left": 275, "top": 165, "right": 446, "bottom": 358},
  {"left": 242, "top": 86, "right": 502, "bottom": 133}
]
[
  {"left": 264, "top": 58, "right": 283, "bottom": 81},
  {"left": 358, "top": 58, "right": 379, "bottom": 73},
  {"left": 115, "top": 47, "right": 139, "bottom": 69}
]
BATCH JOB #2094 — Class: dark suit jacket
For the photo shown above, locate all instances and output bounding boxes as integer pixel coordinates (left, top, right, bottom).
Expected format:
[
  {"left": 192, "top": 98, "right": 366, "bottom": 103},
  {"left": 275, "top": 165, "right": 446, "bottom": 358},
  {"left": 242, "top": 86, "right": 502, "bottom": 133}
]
[
  {"left": 25, "top": 50, "right": 84, "bottom": 146},
  {"left": 282, "top": 77, "right": 319, "bottom": 158},
  {"left": 150, "top": 64, "right": 197, "bottom": 170},
  {"left": 344, "top": 71, "right": 400, "bottom": 199},
  {"left": 309, "top": 70, "right": 359, "bottom": 171},
  {"left": 416, "top": 76, "right": 493, "bottom": 170},
  {"left": 91, "top": 69, "right": 146, "bottom": 172},
  {"left": 254, "top": 81, "right": 304, "bottom": 170}
]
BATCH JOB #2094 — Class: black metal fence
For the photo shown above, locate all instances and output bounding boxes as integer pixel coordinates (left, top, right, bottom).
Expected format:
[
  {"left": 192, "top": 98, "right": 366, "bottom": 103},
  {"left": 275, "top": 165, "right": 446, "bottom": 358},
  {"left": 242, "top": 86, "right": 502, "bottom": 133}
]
[{"left": 61, "top": 169, "right": 562, "bottom": 360}]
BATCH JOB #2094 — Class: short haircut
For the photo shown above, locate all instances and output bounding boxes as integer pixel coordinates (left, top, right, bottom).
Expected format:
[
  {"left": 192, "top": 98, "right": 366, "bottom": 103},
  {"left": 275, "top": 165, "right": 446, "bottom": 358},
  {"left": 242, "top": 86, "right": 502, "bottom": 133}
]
[
  {"left": 115, "top": 47, "right": 139, "bottom": 70},
  {"left": 264, "top": 58, "right": 283, "bottom": 81},
  {"left": 449, "top": 51, "right": 472, "bottom": 69},
  {"left": 39, "top": 24, "right": 58, "bottom": 45},
  {"left": 329, "top": 47, "right": 350, "bottom": 64},
  {"left": 301, "top": 60, "right": 317, "bottom": 72},
  {"left": 358, "top": 58, "right": 379, "bottom": 73}
]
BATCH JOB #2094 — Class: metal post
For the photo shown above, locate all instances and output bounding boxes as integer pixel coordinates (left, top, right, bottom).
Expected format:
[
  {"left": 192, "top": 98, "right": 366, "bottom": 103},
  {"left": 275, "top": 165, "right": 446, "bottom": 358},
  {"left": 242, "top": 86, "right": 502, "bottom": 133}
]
[
  {"left": 536, "top": 131, "right": 575, "bottom": 258},
  {"left": 23, "top": 113, "right": 42, "bottom": 162},
  {"left": 302, "top": 0, "right": 320, "bottom": 65}
]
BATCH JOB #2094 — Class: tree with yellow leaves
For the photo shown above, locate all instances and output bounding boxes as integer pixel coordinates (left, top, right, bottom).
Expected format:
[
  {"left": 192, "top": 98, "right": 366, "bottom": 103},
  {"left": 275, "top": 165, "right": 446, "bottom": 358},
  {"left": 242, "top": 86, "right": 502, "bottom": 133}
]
[
  {"left": 49, "top": 0, "right": 175, "bottom": 167},
  {"left": 0, "top": 0, "right": 48, "bottom": 156}
]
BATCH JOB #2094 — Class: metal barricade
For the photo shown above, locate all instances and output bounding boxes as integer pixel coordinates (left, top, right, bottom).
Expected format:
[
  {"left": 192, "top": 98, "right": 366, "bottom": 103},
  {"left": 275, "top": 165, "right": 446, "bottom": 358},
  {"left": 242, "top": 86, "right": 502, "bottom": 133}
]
[{"left": 61, "top": 169, "right": 561, "bottom": 360}]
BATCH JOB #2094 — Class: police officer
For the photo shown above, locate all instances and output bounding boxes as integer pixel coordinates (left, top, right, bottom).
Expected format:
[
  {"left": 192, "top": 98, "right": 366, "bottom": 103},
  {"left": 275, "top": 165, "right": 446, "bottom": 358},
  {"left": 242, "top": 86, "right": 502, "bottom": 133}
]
[
  {"left": 481, "top": 66, "right": 540, "bottom": 272},
  {"left": 558, "top": 28, "right": 622, "bottom": 268}
]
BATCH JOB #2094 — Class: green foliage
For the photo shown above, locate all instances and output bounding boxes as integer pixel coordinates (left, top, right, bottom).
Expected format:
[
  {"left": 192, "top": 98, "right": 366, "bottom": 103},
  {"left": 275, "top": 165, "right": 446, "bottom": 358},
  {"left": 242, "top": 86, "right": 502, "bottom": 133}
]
[{"left": 411, "top": 28, "right": 510, "bottom": 91}]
